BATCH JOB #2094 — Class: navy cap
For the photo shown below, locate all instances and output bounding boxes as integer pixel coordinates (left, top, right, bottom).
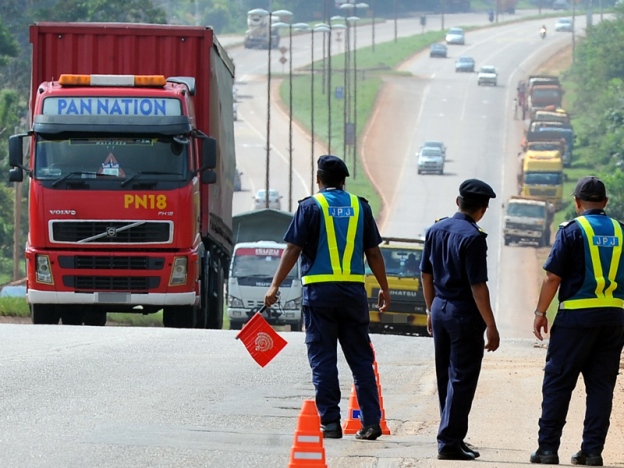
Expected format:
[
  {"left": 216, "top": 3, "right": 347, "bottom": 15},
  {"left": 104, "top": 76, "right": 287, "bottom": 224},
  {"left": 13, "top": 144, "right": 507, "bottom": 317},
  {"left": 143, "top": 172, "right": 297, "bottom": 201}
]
[
  {"left": 459, "top": 179, "right": 496, "bottom": 201},
  {"left": 317, "top": 155, "right": 350, "bottom": 177},
  {"left": 573, "top": 176, "right": 606, "bottom": 201}
]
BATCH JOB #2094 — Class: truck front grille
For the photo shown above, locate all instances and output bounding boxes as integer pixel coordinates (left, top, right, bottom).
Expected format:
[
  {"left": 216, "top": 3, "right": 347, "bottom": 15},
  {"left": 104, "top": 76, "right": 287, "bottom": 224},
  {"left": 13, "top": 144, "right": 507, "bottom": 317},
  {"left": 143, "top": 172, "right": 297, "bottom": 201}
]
[
  {"left": 58, "top": 256, "right": 165, "bottom": 270},
  {"left": 63, "top": 275, "right": 160, "bottom": 291},
  {"left": 51, "top": 221, "right": 172, "bottom": 244}
]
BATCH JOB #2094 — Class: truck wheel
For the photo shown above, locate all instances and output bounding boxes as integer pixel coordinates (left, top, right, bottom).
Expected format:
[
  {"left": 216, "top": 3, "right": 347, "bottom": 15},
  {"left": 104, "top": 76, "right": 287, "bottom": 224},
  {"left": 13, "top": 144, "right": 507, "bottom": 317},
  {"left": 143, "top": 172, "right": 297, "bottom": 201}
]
[
  {"left": 31, "top": 304, "right": 60, "bottom": 324},
  {"left": 504, "top": 236, "right": 511, "bottom": 246},
  {"left": 61, "top": 309, "right": 84, "bottom": 325},
  {"left": 84, "top": 311, "right": 107, "bottom": 326},
  {"left": 206, "top": 258, "right": 225, "bottom": 330},
  {"left": 229, "top": 321, "right": 243, "bottom": 330},
  {"left": 290, "top": 318, "right": 303, "bottom": 332},
  {"left": 195, "top": 256, "right": 210, "bottom": 329},
  {"left": 163, "top": 306, "right": 196, "bottom": 328}
]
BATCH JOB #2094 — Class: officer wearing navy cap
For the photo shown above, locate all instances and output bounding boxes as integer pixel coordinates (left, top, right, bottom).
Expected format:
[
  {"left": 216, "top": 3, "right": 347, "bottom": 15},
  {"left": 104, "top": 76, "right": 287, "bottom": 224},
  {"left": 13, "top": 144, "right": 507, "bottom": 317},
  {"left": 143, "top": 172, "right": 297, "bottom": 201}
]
[
  {"left": 264, "top": 155, "right": 391, "bottom": 440},
  {"left": 419, "top": 178, "right": 500, "bottom": 461},
  {"left": 530, "top": 176, "right": 624, "bottom": 466}
]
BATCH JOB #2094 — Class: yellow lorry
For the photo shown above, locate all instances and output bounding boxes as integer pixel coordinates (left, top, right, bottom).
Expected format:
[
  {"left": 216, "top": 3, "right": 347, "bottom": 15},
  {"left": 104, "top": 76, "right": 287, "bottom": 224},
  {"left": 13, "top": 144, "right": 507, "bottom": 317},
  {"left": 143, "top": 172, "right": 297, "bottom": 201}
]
[
  {"left": 519, "top": 151, "right": 564, "bottom": 210},
  {"left": 364, "top": 237, "right": 427, "bottom": 336}
]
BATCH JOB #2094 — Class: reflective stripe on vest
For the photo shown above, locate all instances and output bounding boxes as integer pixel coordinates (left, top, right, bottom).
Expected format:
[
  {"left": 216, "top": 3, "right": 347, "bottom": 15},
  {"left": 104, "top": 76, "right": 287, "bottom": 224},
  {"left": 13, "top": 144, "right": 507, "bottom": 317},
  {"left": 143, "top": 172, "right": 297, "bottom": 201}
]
[
  {"left": 301, "top": 193, "right": 365, "bottom": 285},
  {"left": 560, "top": 216, "right": 624, "bottom": 310}
]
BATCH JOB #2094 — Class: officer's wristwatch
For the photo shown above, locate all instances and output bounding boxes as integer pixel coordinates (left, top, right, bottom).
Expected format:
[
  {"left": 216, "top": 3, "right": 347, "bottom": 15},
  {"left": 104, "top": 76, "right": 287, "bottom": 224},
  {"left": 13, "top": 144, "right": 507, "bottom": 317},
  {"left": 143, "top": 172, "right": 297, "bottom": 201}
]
[
  {"left": 534, "top": 310, "right": 546, "bottom": 317},
  {"left": 426, "top": 309, "right": 431, "bottom": 316}
]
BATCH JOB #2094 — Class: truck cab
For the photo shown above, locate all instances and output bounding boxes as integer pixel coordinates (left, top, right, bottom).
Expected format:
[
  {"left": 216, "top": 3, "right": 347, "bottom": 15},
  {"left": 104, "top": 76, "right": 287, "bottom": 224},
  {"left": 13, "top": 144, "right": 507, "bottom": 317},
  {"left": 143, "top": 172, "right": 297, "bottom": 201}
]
[
  {"left": 227, "top": 241, "right": 302, "bottom": 331},
  {"left": 364, "top": 238, "right": 427, "bottom": 336},
  {"left": 520, "top": 153, "right": 564, "bottom": 210},
  {"left": 503, "top": 197, "right": 554, "bottom": 247}
]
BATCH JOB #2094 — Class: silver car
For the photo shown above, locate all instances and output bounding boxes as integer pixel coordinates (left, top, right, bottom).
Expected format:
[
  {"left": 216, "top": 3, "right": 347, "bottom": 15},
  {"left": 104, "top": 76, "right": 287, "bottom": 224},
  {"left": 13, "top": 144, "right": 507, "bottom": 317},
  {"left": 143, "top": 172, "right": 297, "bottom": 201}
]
[
  {"left": 420, "top": 141, "right": 447, "bottom": 160},
  {"left": 253, "top": 189, "right": 282, "bottom": 210},
  {"left": 417, "top": 147, "right": 444, "bottom": 175},
  {"left": 445, "top": 27, "right": 465, "bottom": 45}
]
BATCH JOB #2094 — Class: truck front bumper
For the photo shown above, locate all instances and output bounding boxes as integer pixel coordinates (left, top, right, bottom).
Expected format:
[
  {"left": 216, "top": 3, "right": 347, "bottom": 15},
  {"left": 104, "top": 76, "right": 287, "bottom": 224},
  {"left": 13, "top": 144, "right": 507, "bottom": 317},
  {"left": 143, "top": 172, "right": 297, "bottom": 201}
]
[
  {"left": 504, "top": 228, "right": 542, "bottom": 239},
  {"left": 28, "top": 289, "right": 196, "bottom": 306},
  {"left": 228, "top": 307, "right": 301, "bottom": 325}
]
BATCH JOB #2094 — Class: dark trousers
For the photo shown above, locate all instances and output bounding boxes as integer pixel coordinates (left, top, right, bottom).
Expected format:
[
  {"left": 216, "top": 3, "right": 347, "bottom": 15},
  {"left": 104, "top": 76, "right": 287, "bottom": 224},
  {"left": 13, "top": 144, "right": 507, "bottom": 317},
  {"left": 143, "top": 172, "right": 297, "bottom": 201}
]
[
  {"left": 538, "top": 324, "right": 624, "bottom": 454},
  {"left": 431, "top": 299, "right": 486, "bottom": 451},
  {"left": 303, "top": 304, "right": 381, "bottom": 427}
]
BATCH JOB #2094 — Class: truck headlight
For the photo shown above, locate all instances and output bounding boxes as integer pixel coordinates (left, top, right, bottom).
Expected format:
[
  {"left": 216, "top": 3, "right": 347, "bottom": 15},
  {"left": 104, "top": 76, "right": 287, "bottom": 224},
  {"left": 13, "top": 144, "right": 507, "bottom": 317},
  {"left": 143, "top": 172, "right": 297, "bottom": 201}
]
[
  {"left": 228, "top": 295, "right": 244, "bottom": 308},
  {"left": 169, "top": 257, "right": 188, "bottom": 286},
  {"left": 36, "top": 255, "right": 53, "bottom": 284},
  {"left": 284, "top": 297, "right": 302, "bottom": 309}
]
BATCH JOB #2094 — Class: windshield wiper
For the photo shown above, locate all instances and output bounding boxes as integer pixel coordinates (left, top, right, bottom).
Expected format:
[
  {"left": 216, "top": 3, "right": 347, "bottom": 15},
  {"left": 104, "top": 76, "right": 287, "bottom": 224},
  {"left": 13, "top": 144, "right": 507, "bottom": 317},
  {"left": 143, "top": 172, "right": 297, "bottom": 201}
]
[
  {"left": 120, "top": 171, "right": 181, "bottom": 187},
  {"left": 52, "top": 171, "right": 117, "bottom": 187}
]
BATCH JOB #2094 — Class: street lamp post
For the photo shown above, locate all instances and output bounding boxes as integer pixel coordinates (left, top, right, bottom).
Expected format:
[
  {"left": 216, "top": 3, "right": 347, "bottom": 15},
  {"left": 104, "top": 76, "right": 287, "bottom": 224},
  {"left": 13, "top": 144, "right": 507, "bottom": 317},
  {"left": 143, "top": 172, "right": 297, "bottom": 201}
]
[
  {"left": 371, "top": 0, "right": 376, "bottom": 52},
  {"left": 351, "top": 4, "right": 368, "bottom": 180},
  {"left": 339, "top": 4, "right": 353, "bottom": 163},
  {"left": 328, "top": 18, "right": 344, "bottom": 155},
  {"left": 263, "top": 9, "right": 292, "bottom": 209},
  {"left": 310, "top": 24, "right": 330, "bottom": 195}
]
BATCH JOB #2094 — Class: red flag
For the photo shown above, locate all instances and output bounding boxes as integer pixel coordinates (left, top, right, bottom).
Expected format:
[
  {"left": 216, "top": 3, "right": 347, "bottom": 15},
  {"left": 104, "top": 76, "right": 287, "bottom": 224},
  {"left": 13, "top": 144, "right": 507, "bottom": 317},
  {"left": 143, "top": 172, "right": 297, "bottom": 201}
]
[{"left": 235, "top": 312, "right": 287, "bottom": 367}]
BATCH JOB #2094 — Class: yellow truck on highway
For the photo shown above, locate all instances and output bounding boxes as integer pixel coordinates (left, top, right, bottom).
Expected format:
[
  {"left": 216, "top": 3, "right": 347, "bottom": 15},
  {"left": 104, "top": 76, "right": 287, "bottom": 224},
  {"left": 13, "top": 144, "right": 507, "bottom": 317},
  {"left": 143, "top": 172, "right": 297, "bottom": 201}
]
[
  {"left": 364, "top": 237, "right": 427, "bottom": 336},
  {"left": 519, "top": 151, "right": 564, "bottom": 210}
]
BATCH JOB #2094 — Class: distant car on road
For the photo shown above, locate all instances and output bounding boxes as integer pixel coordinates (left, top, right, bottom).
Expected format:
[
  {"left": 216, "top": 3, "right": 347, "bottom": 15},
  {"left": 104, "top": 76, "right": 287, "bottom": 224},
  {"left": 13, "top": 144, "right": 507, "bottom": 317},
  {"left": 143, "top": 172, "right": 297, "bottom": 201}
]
[
  {"left": 445, "top": 27, "right": 465, "bottom": 45},
  {"left": 253, "top": 189, "right": 282, "bottom": 210},
  {"left": 233, "top": 103, "right": 238, "bottom": 121},
  {"left": 417, "top": 147, "right": 445, "bottom": 175},
  {"left": 429, "top": 43, "right": 448, "bottom": 58},
  {"left": 477, "top": 65, "right": 498, "bottom": 86},
  {"left": 0, "top": 285, "right": 26, "bottom": 298},
  {"left": 553, "top": 0, "right": 570, "bottom": 10},
  {"left": 420, "top": 141, "right": 447, "bottom": 160},
  {"left": 555, "top": 18, "right": 573, "bottom": 32},
  {"left": 455, "top": 56, "right": 475, "bottom": 73}
]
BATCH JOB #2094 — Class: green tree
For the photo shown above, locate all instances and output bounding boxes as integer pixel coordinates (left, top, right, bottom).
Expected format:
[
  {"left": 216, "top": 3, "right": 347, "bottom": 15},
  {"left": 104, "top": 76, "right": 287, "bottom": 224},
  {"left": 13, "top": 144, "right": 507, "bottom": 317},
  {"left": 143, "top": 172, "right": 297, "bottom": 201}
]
[
  {"left": 0, "top": 19, "right": 18, "bottom": 66},
  {"left": 36, "top": 0, "right": 167, "bottom": 23}
]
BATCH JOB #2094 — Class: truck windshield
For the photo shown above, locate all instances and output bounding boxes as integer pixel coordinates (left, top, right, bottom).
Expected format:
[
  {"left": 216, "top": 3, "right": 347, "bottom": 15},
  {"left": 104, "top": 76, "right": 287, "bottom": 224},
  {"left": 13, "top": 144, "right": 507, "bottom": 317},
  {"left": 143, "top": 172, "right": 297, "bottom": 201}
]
[
  {"left": 532, "top": 89, "right": 562, "bottom": 100},
  {"left": 525, "top": 172, "right": 563, "bottom": 185},
  {"left": 366, "top": 247, "right": 422, "bottom": 277},
  {"left": 507, "top": 204, "right": 546, "bottom": 217},
  {"left": 232, "top": 253, "right": 298, "bottom": 281},
  {"left": 34, "top": 135, "right": 188, "bottom": 182}
]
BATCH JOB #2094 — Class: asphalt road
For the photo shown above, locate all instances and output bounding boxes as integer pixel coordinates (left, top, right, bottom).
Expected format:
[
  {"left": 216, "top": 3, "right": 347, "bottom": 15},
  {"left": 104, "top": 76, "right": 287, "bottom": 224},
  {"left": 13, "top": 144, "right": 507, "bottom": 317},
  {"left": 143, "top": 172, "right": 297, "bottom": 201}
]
[{"left": 4, "top": 11, "right": 623, "bottom": 468}]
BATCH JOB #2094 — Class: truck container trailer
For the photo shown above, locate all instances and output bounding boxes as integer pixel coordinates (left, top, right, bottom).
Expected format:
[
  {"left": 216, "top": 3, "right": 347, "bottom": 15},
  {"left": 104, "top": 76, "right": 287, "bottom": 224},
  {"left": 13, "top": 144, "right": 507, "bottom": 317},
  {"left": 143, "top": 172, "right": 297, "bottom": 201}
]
[{"left": 8, "top": 22, "right": 236, "bottom": 328}]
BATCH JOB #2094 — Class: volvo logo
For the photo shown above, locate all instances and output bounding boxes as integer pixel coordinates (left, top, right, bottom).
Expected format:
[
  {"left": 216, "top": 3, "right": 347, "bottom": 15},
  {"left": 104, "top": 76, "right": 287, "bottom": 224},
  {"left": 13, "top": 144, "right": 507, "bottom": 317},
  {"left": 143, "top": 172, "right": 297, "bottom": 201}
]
[{"left": 106, "top": 227, "right": 117, "bottom": 237}]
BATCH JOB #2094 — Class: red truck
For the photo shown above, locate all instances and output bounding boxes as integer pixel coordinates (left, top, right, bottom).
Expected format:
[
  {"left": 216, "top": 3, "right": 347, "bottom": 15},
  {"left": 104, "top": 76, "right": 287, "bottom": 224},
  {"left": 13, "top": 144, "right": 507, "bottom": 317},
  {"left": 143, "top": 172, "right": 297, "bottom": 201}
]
[{"left": 8, "top": 23, "right": 236, "bottom": 328}]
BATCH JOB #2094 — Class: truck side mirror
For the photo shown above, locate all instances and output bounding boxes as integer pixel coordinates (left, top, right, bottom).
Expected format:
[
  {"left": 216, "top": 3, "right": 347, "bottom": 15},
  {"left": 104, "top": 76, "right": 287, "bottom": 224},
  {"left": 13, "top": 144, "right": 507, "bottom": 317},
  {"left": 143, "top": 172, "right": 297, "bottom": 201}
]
[
  {"left": 9, "top": 167, "right": 23, "bottom": 183},
  {"left": 9, "top": 134, "right": 24, "bottom": 167},
  {"left": 201, "top": 137, "right": 217, "bottom": 170},
  {"left": 201, "top": 170, "right": 217, "bottom": 184}
]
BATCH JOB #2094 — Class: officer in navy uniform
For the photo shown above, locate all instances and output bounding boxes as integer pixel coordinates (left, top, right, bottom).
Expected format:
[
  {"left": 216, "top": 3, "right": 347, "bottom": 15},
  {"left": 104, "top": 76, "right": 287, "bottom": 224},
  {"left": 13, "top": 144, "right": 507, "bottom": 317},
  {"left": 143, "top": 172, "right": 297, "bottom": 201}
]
[
  {"left": 530, "top": 176, "right": 624, "bottom": 466},
  {"left": 419, "top": 178, "right": 500, "bottom": 461},
  {"left": 264, "top": 155, "right": 391, "bottom": 440}
]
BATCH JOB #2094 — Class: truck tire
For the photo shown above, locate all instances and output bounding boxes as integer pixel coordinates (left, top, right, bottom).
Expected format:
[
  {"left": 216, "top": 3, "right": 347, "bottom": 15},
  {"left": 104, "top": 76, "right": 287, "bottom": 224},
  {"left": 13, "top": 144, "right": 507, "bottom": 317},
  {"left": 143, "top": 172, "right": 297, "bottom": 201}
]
[
  {"left": 195, "top": 255, "right": 210, "bottom": 329},
  {"left": 504, "top": 236, "right": 511, "bottom": 246},
  {"left": 84, "top": 311, "right": 107, "bottom": 326},
  {"left": 290, "top": 318, "right": 303, "bottom": 332},
  {"left": 61, "top": 309, "right": 84, "bottom": 325},
  {"left": 206, "top": 257, "right": 225, "bottom": 330},
  {"left": 229, "top": 321, "right": 243, "bottom": 330},
  {"left": 163, "top": 306, "right": 196, "bottom": 328},
  {"left": 31, "top": 304, "right": 60, "bottom": 324}
]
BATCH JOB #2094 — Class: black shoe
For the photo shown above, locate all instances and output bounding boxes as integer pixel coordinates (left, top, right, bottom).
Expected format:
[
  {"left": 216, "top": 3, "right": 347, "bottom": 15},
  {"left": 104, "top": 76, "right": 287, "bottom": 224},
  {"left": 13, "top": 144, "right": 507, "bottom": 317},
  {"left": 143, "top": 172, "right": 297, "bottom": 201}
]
[
  {"left": 571, "top": 451, "right": 603, "bottom": 466},
  {"left": 530, "top": 448, "right": 559, "bottom": 464},
  {"left": 320, "top": 420, "right": 342, "bottom": 439},
  {"left": 438, "top": 446, "right": 476, "bottom": 461},
  {"left": 355, "top": 424, "right": 382, "bottom": 440},
  {"left": 461, "top": 441, "right": 480, "bottom": 458}
]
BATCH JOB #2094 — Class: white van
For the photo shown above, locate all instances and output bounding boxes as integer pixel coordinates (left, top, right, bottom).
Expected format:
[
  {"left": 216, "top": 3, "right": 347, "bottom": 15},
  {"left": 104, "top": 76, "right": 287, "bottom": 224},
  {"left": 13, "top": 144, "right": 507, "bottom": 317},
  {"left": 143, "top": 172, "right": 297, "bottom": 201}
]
[{"left": 227, "top": 241, "right": 302, "bottom": 331}]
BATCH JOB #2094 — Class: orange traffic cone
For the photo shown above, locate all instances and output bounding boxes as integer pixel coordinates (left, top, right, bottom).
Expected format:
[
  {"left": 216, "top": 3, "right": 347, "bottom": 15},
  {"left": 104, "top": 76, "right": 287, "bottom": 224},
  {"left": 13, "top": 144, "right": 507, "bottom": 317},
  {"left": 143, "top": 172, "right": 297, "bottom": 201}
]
[
  {"left": 370, "top": 343, "right": 391, "bottom": 435},
  {"left": 288, "top": 399, "right": 327, "bottom": 467},
  {"left": 342, "top": 385, "right": 362, "bottom": 435}
]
